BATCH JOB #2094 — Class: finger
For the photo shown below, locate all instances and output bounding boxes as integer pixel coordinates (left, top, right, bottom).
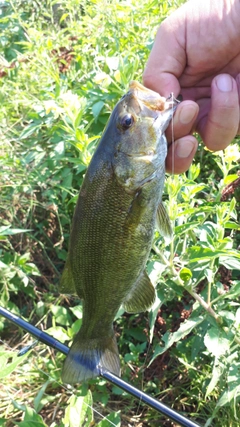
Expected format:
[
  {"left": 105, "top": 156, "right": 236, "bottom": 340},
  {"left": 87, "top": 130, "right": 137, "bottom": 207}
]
[
  {"left": 236, "top": 72, "right": 240, "bottom": 134},
  {"left": 166, "top": 136, "right": 198, "bottom": 174},
  {"left": 143, "top": 16, "right": 186, "bottom": 97},
  {"left": 197, "top": 74, "right": 240, "bottom": 151},
  {"left": 165, "top": 101, "right": 199, "bottom": 142}
]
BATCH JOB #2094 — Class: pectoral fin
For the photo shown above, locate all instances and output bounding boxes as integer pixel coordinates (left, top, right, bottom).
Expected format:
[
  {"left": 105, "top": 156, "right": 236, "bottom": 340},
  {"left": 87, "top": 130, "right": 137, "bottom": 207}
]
[
  {"left": 123, "top": 271, "right": 155, "bottom": 313},
  {"left": 156, "top": 202, "right": 172, "bottom": 239}
]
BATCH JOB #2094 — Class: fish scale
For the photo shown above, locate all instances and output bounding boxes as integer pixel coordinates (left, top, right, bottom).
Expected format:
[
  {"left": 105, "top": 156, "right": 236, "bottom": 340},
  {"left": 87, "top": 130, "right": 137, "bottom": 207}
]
[{"left": 60, "top": 81, "right": 179, "bottom": 384}]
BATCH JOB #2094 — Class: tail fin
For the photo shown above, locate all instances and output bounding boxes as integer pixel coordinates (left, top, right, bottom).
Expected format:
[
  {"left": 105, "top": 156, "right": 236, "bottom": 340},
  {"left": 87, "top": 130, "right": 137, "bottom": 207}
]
[{"left": 61, "top": 332, "right": 120, "bottom": 384}]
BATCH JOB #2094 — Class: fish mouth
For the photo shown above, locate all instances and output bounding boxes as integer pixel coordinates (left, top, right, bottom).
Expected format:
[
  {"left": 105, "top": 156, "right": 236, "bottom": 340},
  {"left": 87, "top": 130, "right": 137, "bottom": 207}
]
[
  {"left": 128, "top": 81, "right": 180, "bottom": 132},
  {"left": 129, "top": 81, "right": 180, "bottom": 113}
]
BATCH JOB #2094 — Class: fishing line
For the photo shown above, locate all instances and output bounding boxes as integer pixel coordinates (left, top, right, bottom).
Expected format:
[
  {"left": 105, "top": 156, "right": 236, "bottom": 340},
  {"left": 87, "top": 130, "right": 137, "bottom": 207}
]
[
  {"left": 171, "top": 91, "right": 175, "bottom": 176},
  {"left": 0, "top": 306, "right": 202, "bottom": 427},
  {"left": 1, "top": 332, "right": 118, "bottom": 426},
  {"left": 34, "top": 367, "right": 120, "bottom": 427},
  {"left": 0, "top": 339, "right": 118, "bottom": 427},
  {"left": 135, "top": 341, "right": 152, "bottom": 417}
]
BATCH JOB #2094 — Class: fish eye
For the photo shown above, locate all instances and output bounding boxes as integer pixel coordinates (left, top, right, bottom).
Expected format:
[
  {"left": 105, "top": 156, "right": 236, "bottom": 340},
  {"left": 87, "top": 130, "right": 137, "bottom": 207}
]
[{"left": 120, "top": 114, "right": 134, "bottom": 129}]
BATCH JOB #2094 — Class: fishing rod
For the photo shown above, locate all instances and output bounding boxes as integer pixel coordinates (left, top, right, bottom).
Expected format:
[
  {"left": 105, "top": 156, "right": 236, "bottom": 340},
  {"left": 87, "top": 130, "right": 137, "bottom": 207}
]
[{"left": 0, "top": 306, "right": 201, "bottom": 427}]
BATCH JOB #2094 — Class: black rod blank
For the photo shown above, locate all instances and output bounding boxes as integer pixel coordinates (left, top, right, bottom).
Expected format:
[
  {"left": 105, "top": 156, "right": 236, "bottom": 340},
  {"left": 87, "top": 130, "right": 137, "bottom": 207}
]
[{"left": 0, "top": 306, "right": 201, "bottom": 427}]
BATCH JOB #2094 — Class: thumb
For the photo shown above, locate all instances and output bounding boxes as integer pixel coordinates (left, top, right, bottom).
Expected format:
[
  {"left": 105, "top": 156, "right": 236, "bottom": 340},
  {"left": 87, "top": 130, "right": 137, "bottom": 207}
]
[{"left": 143, "top": 12, "right": 186, "bottom": 98}]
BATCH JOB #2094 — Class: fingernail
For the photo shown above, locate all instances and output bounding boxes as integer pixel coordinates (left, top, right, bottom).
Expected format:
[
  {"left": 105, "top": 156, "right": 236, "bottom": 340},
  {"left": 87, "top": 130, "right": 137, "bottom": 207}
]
[
  {"left": 216, "top": 74, "right": 233, "bottom": 92},
  {"left": 179, "top": 105, "right": 197, "bottom": 124},
  {"left": 176, "top": 140, "right": 195, "bottom": 158}
]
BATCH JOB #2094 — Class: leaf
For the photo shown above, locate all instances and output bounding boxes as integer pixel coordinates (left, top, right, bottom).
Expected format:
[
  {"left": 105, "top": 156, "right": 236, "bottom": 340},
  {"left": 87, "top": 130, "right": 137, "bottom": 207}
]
[
  {"left": 0, "top": 350, "right": 29, "bottom": 379},
  {"left": 0, "top": 261, "right": 8, "bottom": 269},
  {"left": 70, "top": 305, "right": 83, "bottom": 319},
  {"left": 106, "top": 56, "right": 119, "bottom": 70},
  {"left": 51, "top": 305, "right": 72, "bottom": 326},
  {"left": 222, "top": 281, "right": 240, "bottom": 299},
  {"left": 174, "top": 221, "right": 199, "bottom": 236},
  {"left": 0, "top": 226, "right": 32, "bottom": 236},
  {"left": 96, "top": 411, "right": 121, "bottom": 427},
  {"left": 177, "top": 205, "right": 214, "bottom": 217},
  {"left": 224, "top": 221, "right": 240, "bottom": 230},
  {"left": 235, "top": 307, "right": 240, "bottom": 327},
  {"left": 60, "top": 13, "right": 69, "bottom": 23},
  {"left": 54, "top": 140, "right": 65, "bottom": 156},
  {"left": 45, "top": 327, "right": 69, "bottom": 342},
  {"left": 198, "top": 222, "right": 217, "bottom": 245},
  {"left": 34, "top": 380, "right": 51, "bottom": 412},
  {"left": 188, "top": 184, "right": 207, "bottom": 196},
  {"left": 177, "top": 357, "right": 198, "bottom": 371},
  {"left": 187, "top": 246, "right": 240, "bottom": 263},
  {"left": 228, "top": 362, "right": 240, "bottom": 386},
  {"left": 67, "top": 319, "right": 82, "bottom": 338},
  {"left": 14, "top": 406, "right": 48, "bottom": 426},
  {"left": 92, "top": 101, "right": 105, "bottom": 120},
  {"left": 205, "top": 358, "right": 224, "bottom": 397},
  {"left": 62, "top": 172, "right": 73, "bottom": 191},
  {"left": 217, "top": 385, "right": 240, "bottom": 408},
  {"left": 148, "top": 287, "right": 166, "bottom": 343},
  {"left": 149, "top": 316, "right": 204, "bottom": 365},
  {"left": 220, "top": 257, "right": 240, "bottom": 270},
  {"left": 63, "top": 391, "right": 93, "bottom": 427},
  {"left": 204, "top": 327, "right": 230, "bottom": 357},
  {"left": 23, "top": 406, "right": 46, "bottom": 422},
  {"left": 20, "top": 122, "right": 42, "bottom": 139},
  {"left": 223, "top": 174, "right": 239, "bottom": 185},
  {"left": 188, "top": 163, "right": 200, "bottom": 180},
  {"left": 18, "top": 422, "right": 47, "bottom": 427}
]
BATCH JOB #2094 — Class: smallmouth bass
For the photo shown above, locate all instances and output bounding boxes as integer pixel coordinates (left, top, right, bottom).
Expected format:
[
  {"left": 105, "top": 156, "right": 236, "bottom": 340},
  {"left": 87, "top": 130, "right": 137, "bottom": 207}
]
[{"left": 60, "top": 81, "right": 179, "bottom": 384}]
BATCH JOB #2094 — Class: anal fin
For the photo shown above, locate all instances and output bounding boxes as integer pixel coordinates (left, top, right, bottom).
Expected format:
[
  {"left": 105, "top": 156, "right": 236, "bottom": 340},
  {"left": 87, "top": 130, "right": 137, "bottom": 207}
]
[
  {"left": 123, "top": 270, "right": 155, "bottom": 313},
  {"left": 59, "top": 258, "right": 78, "bottom": 296}
]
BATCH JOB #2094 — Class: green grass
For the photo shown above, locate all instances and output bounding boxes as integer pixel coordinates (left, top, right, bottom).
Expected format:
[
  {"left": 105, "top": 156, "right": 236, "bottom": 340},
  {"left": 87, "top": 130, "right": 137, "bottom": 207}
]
[{"left": 0, "top": 0, "right": 240, "bottom": 426}]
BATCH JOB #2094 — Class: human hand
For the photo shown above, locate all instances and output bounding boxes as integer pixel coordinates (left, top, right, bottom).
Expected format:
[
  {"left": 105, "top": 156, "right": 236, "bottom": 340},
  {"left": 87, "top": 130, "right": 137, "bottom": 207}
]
[{"left": 143, "top": 0, "right": 240, "bottom": 173}]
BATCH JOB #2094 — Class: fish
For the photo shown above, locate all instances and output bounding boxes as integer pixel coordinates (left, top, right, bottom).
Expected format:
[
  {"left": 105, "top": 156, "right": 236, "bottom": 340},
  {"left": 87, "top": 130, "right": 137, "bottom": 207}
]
[{"left": 60, "top": 81, "right": 179, "bottom": 384}]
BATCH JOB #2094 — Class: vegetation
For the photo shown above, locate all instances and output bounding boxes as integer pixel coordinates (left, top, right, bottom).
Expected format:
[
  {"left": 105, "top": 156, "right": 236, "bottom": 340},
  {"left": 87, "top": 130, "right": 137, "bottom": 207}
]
[{"left": 0, "top": 0, "right": 239, "bottom": 426}]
